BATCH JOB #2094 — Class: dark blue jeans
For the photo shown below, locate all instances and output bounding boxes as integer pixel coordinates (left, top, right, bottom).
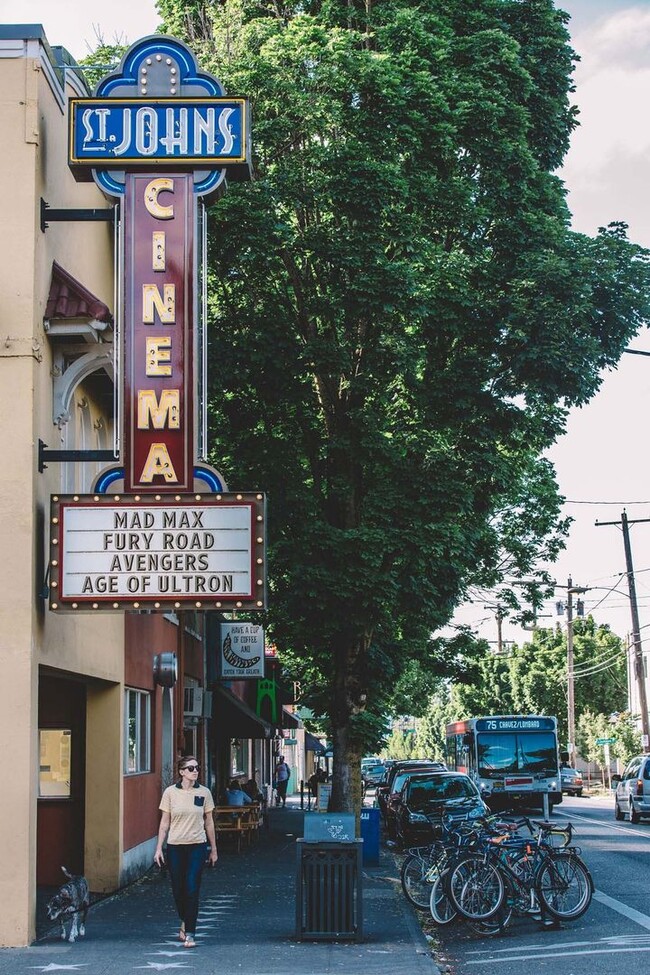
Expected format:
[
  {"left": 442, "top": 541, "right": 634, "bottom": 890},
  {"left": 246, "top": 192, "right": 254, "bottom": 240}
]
[{"left": 166, "top": 843, "right": 206, "bottom": 936}]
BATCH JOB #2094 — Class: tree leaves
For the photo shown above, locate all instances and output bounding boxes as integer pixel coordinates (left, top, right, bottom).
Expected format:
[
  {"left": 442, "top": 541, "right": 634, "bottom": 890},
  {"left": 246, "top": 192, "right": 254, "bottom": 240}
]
[{"left": 158, "top": 0, "right": 650, "bottom": 806}]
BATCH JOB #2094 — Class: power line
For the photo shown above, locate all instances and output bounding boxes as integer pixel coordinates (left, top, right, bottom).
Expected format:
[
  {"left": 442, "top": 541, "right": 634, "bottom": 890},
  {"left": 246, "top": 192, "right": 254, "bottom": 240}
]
[
  {"left": 568, "top": 659, "right": 625, "bottom": 679},
  {"left": 572, "top": 641, "right": 627, "bottom": 667},
  {"left": 570, "top": 651, "right": 626, "bottom": 678},
  {"left": 588, "top": 581, "right": 628, "bottom": 614},
  {"left": 563, "top": 499, "right": 650, "bottom": 506}
]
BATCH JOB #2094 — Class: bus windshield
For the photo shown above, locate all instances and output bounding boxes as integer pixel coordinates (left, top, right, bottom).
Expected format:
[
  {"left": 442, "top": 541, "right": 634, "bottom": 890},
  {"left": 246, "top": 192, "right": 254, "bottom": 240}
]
[{"left": 477, "top": 732, "right": 558, "bottom": 778}]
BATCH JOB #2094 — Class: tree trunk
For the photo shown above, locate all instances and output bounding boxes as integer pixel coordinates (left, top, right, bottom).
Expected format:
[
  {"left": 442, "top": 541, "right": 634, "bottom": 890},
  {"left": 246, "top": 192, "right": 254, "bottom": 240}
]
[{"left": 329, "top": 638, "right": 366, "bottom": 815}]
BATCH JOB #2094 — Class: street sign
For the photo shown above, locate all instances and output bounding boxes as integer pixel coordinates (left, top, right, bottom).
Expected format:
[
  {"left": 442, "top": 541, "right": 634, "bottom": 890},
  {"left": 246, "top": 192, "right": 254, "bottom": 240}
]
[{"left": 596, "top": 737, "right": 616, "bottom": 745}]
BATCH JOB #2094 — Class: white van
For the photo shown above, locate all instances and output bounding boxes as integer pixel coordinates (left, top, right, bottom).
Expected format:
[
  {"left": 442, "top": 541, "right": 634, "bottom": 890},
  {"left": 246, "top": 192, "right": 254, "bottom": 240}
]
[{"left": 612, "top": 755, "right": 650, "bottom": 823}]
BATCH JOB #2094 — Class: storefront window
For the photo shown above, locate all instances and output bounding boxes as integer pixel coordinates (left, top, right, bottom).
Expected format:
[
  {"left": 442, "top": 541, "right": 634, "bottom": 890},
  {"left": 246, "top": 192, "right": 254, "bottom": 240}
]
[
  {"left": 231, "top": 738, "right": 246, "bottom": 776},
  {"left": 125, "top": 688, "right": 151, "bottom": 774}
]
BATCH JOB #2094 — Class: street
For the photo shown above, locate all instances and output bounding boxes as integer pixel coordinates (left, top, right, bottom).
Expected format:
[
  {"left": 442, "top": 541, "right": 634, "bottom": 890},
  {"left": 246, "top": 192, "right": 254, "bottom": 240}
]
[{"left": 433, "top": 794, "right": 650, "bottom": 974}]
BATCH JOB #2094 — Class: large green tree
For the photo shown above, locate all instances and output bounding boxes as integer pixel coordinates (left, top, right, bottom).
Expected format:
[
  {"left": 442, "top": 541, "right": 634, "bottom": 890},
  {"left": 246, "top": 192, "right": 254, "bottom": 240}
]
[{"left": 157, "top": 0, "right": 650, "bottom": 810}]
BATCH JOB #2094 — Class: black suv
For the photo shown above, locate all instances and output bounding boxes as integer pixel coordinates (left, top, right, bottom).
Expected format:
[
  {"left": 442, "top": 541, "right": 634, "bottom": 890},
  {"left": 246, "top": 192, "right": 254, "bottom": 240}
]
[
  {"left": 394, "top": 771, "right": 487, "bottom": 848},
  {"left": 376, "top": 760, "right": 446, "bottom": 820}
]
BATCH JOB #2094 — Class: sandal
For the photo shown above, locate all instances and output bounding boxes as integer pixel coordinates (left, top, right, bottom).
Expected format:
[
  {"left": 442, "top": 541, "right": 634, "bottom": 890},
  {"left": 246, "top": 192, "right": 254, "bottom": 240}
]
[
  {"left": 178, "top": 923, "right": 186, "bottom": 942},
  {"left": 183, "top": 935, "right": 197, "bottom": 948}
]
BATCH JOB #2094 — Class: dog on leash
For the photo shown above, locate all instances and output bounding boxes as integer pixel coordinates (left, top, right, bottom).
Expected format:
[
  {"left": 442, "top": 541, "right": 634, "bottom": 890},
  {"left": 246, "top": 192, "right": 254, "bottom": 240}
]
[{"left": 46, "top": 866, "right": 90, "bottom": 942}]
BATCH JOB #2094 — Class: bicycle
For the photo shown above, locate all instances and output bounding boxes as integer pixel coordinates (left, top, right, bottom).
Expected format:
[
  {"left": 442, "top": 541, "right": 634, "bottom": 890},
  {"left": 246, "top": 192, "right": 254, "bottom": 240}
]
[
  {"left": 401, "top": 845, "right": 446, "bottom": 910},
  {"left": 446, "top": 818, "right": 592, "bottom": 924},
  {"left": 423, "top": 809, "right": 522, "bottom": 927},
  {"left": 400, "top": 801, "right": 500, "bottom": 910}
]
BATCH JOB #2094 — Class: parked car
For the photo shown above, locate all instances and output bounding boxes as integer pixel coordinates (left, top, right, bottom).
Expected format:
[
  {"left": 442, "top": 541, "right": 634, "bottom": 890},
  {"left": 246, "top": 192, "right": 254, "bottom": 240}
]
[
  {"left": 613, "top": 755, "right": 650, "bottom": 823},
  {"left": 560, "top": 766, "right": 584, "bottom": 797},
  {"left": 384, "top": 763, "right": 442, "bottom": 840},
  {"left": 362, "top": 763, "right": 388, "bottom": 788},
  {"left": 385, "top": 768, "right": 448, "bottom": 840},
  {"left": 394, "top": 771, "right": 487, "bottom": 848},
  {"left": 376, "top": 759, "right": 446, "bottom": 820}
]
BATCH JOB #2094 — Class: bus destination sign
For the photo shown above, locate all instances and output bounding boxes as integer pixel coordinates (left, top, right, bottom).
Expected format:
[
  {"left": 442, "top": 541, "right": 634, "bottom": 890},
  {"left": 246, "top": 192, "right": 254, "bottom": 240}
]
[{"left": 475, "top": 717, "right": 556, "bottom": 733}]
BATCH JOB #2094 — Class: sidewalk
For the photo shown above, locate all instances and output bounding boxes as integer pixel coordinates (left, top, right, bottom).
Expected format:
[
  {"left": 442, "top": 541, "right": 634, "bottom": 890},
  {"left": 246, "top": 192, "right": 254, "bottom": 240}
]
[{"left": 1, "top": 798, "right": 439, "bottom": 975}]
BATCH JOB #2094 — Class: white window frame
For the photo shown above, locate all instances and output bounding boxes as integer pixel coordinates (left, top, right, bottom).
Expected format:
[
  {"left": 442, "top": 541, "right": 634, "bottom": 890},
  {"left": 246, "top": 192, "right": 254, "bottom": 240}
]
[{"left": 124, "top": 687, "right": 152, "bottom": 774}]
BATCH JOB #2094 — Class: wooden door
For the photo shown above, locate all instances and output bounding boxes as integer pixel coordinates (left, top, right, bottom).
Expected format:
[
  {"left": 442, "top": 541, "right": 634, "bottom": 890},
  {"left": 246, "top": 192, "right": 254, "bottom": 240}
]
[{"left": 37, "top": 675, "right": 86, "bottom": 885}]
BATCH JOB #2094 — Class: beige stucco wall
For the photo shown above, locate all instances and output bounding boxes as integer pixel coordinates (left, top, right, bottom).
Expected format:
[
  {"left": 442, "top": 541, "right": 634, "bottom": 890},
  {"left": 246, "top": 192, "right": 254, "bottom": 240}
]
[
  {"left": 0, "top": 38, "right": 124, "bottom": 945},
  {"left": 85, "top": 683, "right": 123, "bottom": 891}
]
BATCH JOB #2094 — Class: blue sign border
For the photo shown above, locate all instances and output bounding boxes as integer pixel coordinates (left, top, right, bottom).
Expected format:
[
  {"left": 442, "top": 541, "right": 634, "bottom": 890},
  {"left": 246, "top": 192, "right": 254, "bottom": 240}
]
[
  {"left": 69, "top": 35, "right": 251, "bottom": 199},
  {"left": 96, "top": 35, "right": 225, "bottom": 98}
]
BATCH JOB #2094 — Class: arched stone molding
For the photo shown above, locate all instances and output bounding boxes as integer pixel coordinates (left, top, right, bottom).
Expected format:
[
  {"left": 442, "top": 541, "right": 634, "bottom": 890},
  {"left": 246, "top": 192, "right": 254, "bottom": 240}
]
[{"left": 53, "top": 347, "right": 114, "bottom": 428}]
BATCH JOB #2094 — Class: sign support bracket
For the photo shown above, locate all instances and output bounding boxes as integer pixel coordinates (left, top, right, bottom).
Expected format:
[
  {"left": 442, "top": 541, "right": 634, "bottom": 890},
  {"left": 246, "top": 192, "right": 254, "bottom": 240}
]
[
  {"left": 38, "top": 439, "right": 117, "bottom": 472},
  {"left": 41, "top": 198, "right": 115, "bottom": 232}
]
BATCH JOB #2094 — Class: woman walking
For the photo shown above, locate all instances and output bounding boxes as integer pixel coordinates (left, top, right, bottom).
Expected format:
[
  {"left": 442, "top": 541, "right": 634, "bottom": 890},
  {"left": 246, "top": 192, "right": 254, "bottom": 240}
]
[{"left": 154, "top": 756, "right": 217, "bottom": 948}]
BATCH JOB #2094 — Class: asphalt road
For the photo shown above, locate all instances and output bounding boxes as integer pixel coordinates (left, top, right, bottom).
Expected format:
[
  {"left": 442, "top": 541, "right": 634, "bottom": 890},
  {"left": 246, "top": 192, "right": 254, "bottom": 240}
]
[{"left": 433, "top": 794, "right": 650, "bottom": 975}]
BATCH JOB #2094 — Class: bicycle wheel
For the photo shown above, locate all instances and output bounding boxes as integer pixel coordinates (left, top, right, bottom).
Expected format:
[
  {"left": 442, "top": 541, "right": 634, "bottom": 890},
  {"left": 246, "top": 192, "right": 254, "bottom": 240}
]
[
  {"left": 536, "top": 853, "right": 593, "bottom": 921},
  {"left": 447, "top": 854, "right": 505, "bottom": 921},
  {"left": 401, "top": 853, "right": 443, "bottom": 910},
  {"left": 467, "top": 899, "right": 513, "bottom": 936},
  {"left": 430, "top": 871, "right": 457, "bottom": 926}
]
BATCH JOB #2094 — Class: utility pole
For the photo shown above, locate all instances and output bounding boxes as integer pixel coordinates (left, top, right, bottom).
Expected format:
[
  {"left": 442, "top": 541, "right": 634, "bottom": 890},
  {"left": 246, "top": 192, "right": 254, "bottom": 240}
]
[
  {"left": 496, "top": 606, "right": 503, "bottom": 656},
  {"left": 567, "top": 579, "right": 575, "bottom": 763},
  {"left": 484, "top": 603, "right": 505, "bottom": 654},
  {"left": 596, "top": 511, "right": 650, "bottom": 753},
  {"left": 622, "top": 512, "right": 650, "bottom": 753},
  {"left": 557, "top": 579, "right": 585, "bottom": 761},
  {"left": 564, "top": 579, "right": 585, "bottom": 762}
]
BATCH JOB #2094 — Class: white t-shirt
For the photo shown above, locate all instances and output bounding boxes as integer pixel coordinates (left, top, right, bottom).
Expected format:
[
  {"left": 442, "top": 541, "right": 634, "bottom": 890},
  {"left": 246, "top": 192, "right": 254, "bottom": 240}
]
[{"left": 159, "top": 783, "right": 215, "bottom": 845}]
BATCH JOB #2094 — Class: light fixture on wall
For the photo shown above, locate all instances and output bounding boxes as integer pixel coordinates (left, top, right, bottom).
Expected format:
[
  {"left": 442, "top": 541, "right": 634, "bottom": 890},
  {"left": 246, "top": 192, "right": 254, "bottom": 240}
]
[{"left": 153, "top": 652, "right": 178, "bottom": 687}]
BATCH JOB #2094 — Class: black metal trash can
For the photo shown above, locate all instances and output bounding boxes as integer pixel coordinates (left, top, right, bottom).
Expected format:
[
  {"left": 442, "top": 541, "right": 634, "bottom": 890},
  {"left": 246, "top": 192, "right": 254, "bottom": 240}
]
[{"left": 295, "top": 839, "right": 363, "bottom": 941}]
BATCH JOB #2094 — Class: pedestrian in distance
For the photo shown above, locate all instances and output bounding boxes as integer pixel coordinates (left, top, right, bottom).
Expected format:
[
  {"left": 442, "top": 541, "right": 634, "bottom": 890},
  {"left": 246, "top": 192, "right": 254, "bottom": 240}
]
[
  {"left": 154, "top": 756, "right": 217, "bottom": 949},
  {"left": 307, "top": 767, "right": 327, "bottom": 810},
  {"left": 274, "top": 755, "right": 291, "bottom": 808}
]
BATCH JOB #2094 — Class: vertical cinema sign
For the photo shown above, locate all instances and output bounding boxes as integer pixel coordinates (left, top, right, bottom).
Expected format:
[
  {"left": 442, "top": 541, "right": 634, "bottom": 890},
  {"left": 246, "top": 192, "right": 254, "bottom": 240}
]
[
  {"left": 69, "top": 34, "right": 251, "bottom": 492},
  {"left": 124, "top": 173, "right": 193, "bottom": 490},
  {"left": 53, "top": 35, "right": 264, "bottom": 613}
]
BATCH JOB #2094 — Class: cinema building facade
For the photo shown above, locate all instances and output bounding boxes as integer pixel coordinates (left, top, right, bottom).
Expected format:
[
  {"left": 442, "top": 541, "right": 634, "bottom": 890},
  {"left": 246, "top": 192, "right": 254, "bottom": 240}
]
[{"left": 0, "top": 25, "right": 307, "bottom": 947}]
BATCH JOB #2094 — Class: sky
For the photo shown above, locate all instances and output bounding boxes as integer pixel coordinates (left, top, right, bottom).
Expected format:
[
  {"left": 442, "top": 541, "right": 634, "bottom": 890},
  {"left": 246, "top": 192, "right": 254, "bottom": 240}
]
[
  {"left": 0, "top": 0, "right": 159, "bottom": 59},
  {"left": 2, "top": 0, "right": 650, "bottom": 646},
  {"left": 461, "top": 2, "right": 650, "bottom": 650},
  {"left": 518, "top": 1, "right": 650, "bottom": 649}
]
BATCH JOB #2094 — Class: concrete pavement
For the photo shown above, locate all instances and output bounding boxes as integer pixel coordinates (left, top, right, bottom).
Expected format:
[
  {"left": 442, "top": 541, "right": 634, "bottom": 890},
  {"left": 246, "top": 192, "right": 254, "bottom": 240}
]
[{"left": 0, "top": 798, "right": 440, "bottom": 975}]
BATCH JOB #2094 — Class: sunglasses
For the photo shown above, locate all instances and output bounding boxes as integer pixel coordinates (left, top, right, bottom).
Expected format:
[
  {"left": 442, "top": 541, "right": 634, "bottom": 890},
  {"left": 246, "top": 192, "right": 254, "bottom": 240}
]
[{"left": 182, "top": 765, "right": 200, "bottom": 772}]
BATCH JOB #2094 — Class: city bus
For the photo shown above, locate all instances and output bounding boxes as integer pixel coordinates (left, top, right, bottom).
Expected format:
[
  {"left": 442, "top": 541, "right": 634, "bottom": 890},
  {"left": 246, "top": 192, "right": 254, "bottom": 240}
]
[{"left": 445, "top": 715, "right": 562, "bottom": 811}]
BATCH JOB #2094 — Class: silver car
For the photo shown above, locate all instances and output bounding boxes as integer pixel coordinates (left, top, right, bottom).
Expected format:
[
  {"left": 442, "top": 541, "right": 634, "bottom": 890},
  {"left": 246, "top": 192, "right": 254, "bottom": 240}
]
[{"left": 613, "top": 755, "right": 650, "bottom": 823}]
